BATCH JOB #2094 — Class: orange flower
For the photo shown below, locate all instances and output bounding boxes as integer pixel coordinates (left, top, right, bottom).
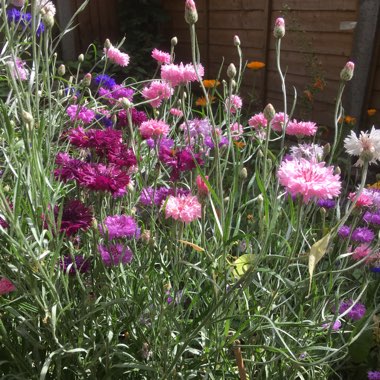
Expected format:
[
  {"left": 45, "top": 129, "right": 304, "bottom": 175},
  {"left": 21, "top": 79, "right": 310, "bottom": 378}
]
[
  {"left": 313, "top": 78, "right": 325, "bottom": 91},
  {"left": 344, "top": 115, "right": 356, "bottom": 125},
  {"left": 233, "top": 141, "right": 246, "bottom": 149},
  {"left": 246, "top": 61, "right": 265, "bottom": 70},
  {"left": 202, "top": 79, "right": 220, "bottom": 88},
  {"left": 368, "top": 108, "right": 377, "bottom": 117},
  {"left": 368, "top": 181, "right": 380, "bottom": 189},
  {"left": 303, "top": 90, "right": 313, "bottom": 102},
  {"left": 195, "top": 96, "right": 215, "bottom": 107}
]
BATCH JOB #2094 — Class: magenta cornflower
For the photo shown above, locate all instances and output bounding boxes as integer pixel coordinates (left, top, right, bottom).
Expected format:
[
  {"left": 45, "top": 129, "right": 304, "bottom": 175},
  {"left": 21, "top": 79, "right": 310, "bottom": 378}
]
[
  {"left": 248, "top": 113, "right": 267, "bottom": 129},
  {"left": 67, "top": 105, "right": 96, "bottom": 124},
  {"left": 142, "top": 81, "right": 173, "bottom": 108},
  {"left": 100, "top": 215, "right": 140, "bottom": 239},
  {"left": 322, "top": 320, "right": 341, "bottom": 331},
  {"left": 351, "top": 227, "right": 375, "bottom": 243},
  {"left": 352, "top": 244, "right": 372, "bottom": 261},
  {"left": 139, "top": 119, "right": 170, "bottom": 139},
  {"left": 0, "top": 278, "right": 16, "bottom": 295},
  {"left": 60, "top": 255, "right": 90, "bottom": 275},
  {"left": 170, "top": 108, "right": 183, "bottom": 117},
  {"left": 54, "top": 153, "right": 84, "bottom": 182},
  {"left": 53, "top": 200, "right": 93, "bottom": 236},
  {"left": 77, "top": 163, "right": 130, "bottom": 195},
  {"left": 99, "top": 85, "right": 134, "bottom": 103},
  {"left": 338, "top": 225, "right": 351, "bottom": 238},
  {"left": 107, "top": 144, "right": 137, "bottom": 168},
  {"left": 286, "top": 120, "right": 318, "bottom": 137},
  {"left": 226, "top": 95, "right": 242, "bottom": 114},
  {"left": 368, "top": 371, "right": 380, "bottom": 380},
  {"left": 278, "top": 158, "right": 341, "bottom": 203},
  {"left": 161, "top": 62, "right": 204, "bottom": 87},
  {"left": 104, "top": 45, "right": 130, "bottom": 67},
  {"left": 139, "top": 187, "right": 190, "bottom": 207},
  {"left": 338, "top": 300, "right": 366, "bottom": 320},
  {"left": 165, "top": 194, "right": 202, "bottom": 223},
  {"left": 151, "top": 48, "right": 171, "bottom": 65},
  {"left": 99, "top": 244, "right": 133, "bottom": 266},
  {"left": 67, "top": 127, "right": 122, "bottom": 151},
  {"left": 363, "top": 211, "right": 380, "bottom": 226}
]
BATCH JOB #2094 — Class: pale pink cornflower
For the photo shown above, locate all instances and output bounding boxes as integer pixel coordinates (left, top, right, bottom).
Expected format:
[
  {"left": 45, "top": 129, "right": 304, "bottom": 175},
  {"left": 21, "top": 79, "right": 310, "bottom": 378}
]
[
  {"left": 348, "top": 191, "right": 373, "bottom": 208},
  {"left": 142, "top": 81, "right": 173, "bottom": 108},
  {"left": 104, "top": 45, "right": 130, "bottom": 67},
  {"left": 344, "top": 127, "right": 380, "bottom": 166},
  {"left": 249, "top": 113, "right": 267, "bottom": 129},
  {"left": 161, "top": 62, "right": 204, "bottom": 87},
  {"left": 139, "top": 119, "right": 170, "bottom": 139},
  {"left": 278, "top": 158, "right": 341, "bottom": 203},
  {"left": 231, "top": 122, "right": 244, "bottom": 140},
  {"left": 351, "top": 244, "right": 372, "bottom": 261},
  {"left": 0, "top": 278, "right": 16, "bottom": 295},
  {"left": 11, "top": 0, "right": 25, "bottom": 7},
  {"left": 36, "top": 0, "right": 56, "bottom": 16},
  {"left": 274, "top": 17, "right": 285, "bottom": 38},
  {"left": 185, "top": 0, "right": 198, "bottom": 24},
  {"left": 271, "top": 112, "right": 289, "bottom": 132},
  {"left": 226, "top": 95, "right": 242, "bottom": 114},
  {"left": 286, "top": 120, "right": 318, "bottom": 137},
  {"left": 170, "top": 108, "right": 183, "bottom": 117},
  {"left": 8, "top": 58, "right": 28, "bottom": 81},
  {"left": 164, "top": 194, "right": 202, "bottom": 223},
  {"left": 151, "top": 48, "right": 171, "bottom": 65},
  {"left": 66, "top": 105, "right": 95, "bottom": 124}
]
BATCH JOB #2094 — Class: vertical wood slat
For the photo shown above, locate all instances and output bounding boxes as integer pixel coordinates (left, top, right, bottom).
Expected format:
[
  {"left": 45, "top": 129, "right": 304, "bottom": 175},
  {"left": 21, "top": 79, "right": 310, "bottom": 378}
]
[{"left": 262, "top": 0, "right": 272, "bottom": 106}]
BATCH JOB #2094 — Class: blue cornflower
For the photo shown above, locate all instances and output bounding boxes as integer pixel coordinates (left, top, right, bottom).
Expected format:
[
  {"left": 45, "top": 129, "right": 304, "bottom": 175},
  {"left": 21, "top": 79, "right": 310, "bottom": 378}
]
[
  {"left": 95, "top": 74, "right": 116, "bottom": 89},
  {"left": 96, "top": 114, "right": 113, "bottom": 128},
  {"left": 317, "top": 199, "right": 336, "bottom": 209},
  {"left": 7, "top": 9, "right": 45, "bottom": 36}
]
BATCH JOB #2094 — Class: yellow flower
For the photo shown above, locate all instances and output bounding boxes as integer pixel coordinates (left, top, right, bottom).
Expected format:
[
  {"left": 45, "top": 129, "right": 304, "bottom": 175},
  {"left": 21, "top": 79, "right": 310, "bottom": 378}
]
[
  {"left": 246, "top": 61, "right": 265, "bottom": 70},
  {"left": 368, "top": 108, "right": 377, "bottom": 117},
  {"left": 195, "top": 96, "right": 215, "bottom": 107},
  {"left": 202, "top": 79, "right": 220, "bottom": 88},
  {"left": 344, "top": 115, "right": 356, "bottom": 125}
]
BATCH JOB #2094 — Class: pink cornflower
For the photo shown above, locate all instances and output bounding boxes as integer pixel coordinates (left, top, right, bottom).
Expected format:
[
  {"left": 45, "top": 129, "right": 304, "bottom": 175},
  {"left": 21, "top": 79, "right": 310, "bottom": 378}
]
[
  {"left": 348, "top": 191, "right": 373, "bottom": 208},
  {"left": 151, "top": 48, "right": 171, "bottom": 65},
  {"left": 274, "top": 17, "right": 285, "bottom": 38},
  {"left": 104, "top": 45, "right": 130, "bottom": 67},
  {"left": 249, "top": 113, "right": 267, "bottom": 129},
  {"left": 286, "top": 120, "right": 318, "bottom": 137},
  {"left": 99, "top": 244, "right": 133, "bottom": 266},
  {"left": 226, "top": 95, "right": 242, "bottom": 114},
  {"left": 67, "top": 105, "right": 95, "bottom": 124},
  {"left": 351, "top": 244, "right": 372, "bottom": 261},
  {"left": 271, "top": 112, "right": 289, "bottom": 132},
  {"left": 278, "top": 158, "right": 341, "bottom": 203},
  {"left": 0, "top": 278, "right": 16, "bottom": 295},
  {"left": 142, "top": 81, "right": 173, "bottom": 108},
  {"left": 165, "top": 194, "right": 202, "bottom": 223},
  {"left": 322, "top": 320, "right": 341, "bottom": 331},
  {"left": 170, "top": 108, "right": 183, "bottom": 117},
  {"left": 9, "top": 57, "right": 28, "bottom": 81},
  {"left": 11, "top": 0, "right": 25, "bottom": 6},
  {"left": 161, "top": 62, "right": 204, "bottom": 87},
  {"left": 139, "top": 119, "right": 170, "bottom": 139},
  {"left": 231, "top": 122, "right": 244, "bottom": 140},
  {"left": 100, "top": 215, "right": 140, "bottom": 239}
]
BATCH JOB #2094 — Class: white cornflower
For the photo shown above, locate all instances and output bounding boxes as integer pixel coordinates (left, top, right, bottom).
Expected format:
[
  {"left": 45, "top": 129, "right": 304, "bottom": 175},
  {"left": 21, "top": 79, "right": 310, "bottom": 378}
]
[
  {"left": 344, "top": 126, "right": 380, "bottom": 166},
  {"left": 290, "top": 143, "right": 324, "bottom": 162},
  {"left": 36, "top": 0, "right": 56, "bottom": 16}
]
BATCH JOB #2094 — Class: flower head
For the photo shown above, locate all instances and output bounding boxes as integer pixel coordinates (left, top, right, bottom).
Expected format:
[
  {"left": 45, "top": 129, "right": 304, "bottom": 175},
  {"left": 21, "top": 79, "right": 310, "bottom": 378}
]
[
  {"left": 8, "top": 57, "right": 28, "bottom": 81},
  {"left": 94, "top": 74, "right": 116, "bottom": 89},
  {"left": 338, "top": 300, "right": 366, "bottom": 320},
  {"left": 139, "top": 119, "right": 170, "bottom": 139},
  {"left": 67, "top": 105, "right": 95, "bottom": 124},
  {"left": 286, "top": 120, "right": 318, "bottom": 137},
  {"left": 142, "top": 81, "right": 173, "bottom": 108},
  {"left": 202, "top": 79, "right": 220, "bottom": 88},
  {"left": 104, "top": 45, "right": 130, "bottom": 67},
  {"left": 161, "top": 62, "right": 204, "bottom": 87},
  {"left": 100, "top": 215, "right": 140, "bottom": 239},
  {"left": 0, "top": 278, "right": 16, "bottom": 295},
  {"left": 60, "top": 255, "right": 90, "bottom": 275},
  {"left": 99, "top": 244, "right": 133, "bottom": 266},
  {"left": 368, "top": 371, "right": 380, "bottom": 380},
  {"left": 278, "top": 159, "right": 341, "bottom": 203},
  {"left": 165, "top": 194, "right": 202, "bottom": 223},
  {"left": 185, "top": 0, "right": 198, "bottom": 24},
  {"left": 226, "top": 95, "right": 242, "bottom": 114},
  {"left": 344, "top": 127, "right": 380, "bottom": 166},
  {"left": 249, "top": 113, "right": 267, "bottom": 129},
  {"left": 289, "top": 143, "right": 323, "bottom": 162},
  {"left": 274, "top": 17, "right": 285, "bottom": 38},
  {"left": 152, "top": 48, "right": 171, "bottom": 65},
  {"left": 247, "top": 61, "right": 265, "bottom": 70},
  {"left": 351, "top": 227, "right": 375, "bottom": 243}
]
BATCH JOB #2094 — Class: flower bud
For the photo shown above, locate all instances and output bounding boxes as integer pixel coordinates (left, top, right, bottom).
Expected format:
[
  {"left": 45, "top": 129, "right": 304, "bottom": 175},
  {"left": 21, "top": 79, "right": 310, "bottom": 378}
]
[
  {"left": 334, "top": 166, "right": 341, "bottom": 175},
  {"left": 21, "top": 110, "right": 33, "bottom": 125},
  {"left": 42, "top": 13, "right": 54, "bottom": 28},
  {"left": 227, "top": 63, "right": 237, "bottom": 79},
  {"left": 340, "top": 61, "right": 355, "bottom": 81},
  {"left": 104, "top": 39, "right": 112, "bottom": 49},
  {"left": 240, "top": 167, "right": 248, "bottom": 179},
  {"left": 78, "top": 54, "right": 84, "bottom": 62},
  {"left": 231, "top": 79, "right": 237, "bottom": 90},
  {"left": 120, "top": 97, "right": 133, "bottom": 109},
  {"left": 323, "top": 143, "right": 331, "bottom": 156},
  {"left": 273, "top": 17, "right": 285, "bottom": 39},
  {"left": 82, "top": 73, "right": 92, "bottom": 87},
  {"left": 233, "top": 35, "right": 241, "bottom": 47},
  {"left": 196, "top": 175, "right": 209, "bottom": 197},
  {"left": 58, "top": 64, "right": 66, "bottom": 76},
  {"left": 171, "top": 37, "right": 178, "bottom": 47},
  {"left": 185, "top": 0, "right": 198, "bottom": 25},
  {"left": 263, "top": 103, "right": 276, "bottom": 121},
  {"left": 141, "top": 230, "right": 151, "bottom": 243}
]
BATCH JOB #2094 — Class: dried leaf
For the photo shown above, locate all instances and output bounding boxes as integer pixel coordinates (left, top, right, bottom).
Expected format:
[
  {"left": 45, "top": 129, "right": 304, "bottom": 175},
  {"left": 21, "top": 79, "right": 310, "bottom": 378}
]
[
  {"left": 178, "top": 240, "right": 205, "bottom": 252},
  {"left": 308, "top": 233, "right": 331, "bottom": 295}
]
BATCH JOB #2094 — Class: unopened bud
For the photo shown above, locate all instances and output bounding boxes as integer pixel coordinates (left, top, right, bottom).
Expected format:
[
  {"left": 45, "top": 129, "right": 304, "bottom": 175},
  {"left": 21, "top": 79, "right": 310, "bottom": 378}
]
[
  {"left": 340, "top": 61, "right": 355, "bottom": 81},
  {"left": 78, "top": 54, "right": 84, "bottom": 62},
  {"left": 231, "top": 79, "right": 237, "bottom": 90},
  {"left": 127, "top": 182, "right": 134, "bottom": 192},
  {"left": 21, "top": 110, "right": 33, "bottom": 125},
  {"left": 120, "top": 97, "right": 132, "bottom": 109},
  {"left": 263, "top": 103, "right": 276, "bottom": 121},
  {"left": 42, "top": 13, "right": 54, "bottom": 28},
  {"left": 58, "top": 64, "right": 65, "bottom": 76},
  {"left": 224, "top": 196, "right": 230, "bottom": 203},
  {"left": 334, "top": 166, "right": 341, "bottom": 175},
  {"left": 185, "top": 0, "right": 198, "bottom": 25},
  {"left": 171, "top": 37, "right": 178, "bottom": 47},
  {"left": 323, "top": 143, "right": 331, "bottom": 156},
  {"left": 273, "top": 17, "right": 285, "bottom": 39},
  {"left": 257, "top": 194, "right": 264, "bottom": 204},
  {"left": 196, "top": 175, "right": 209, "bottom": 197},
  {"left": 227, "top": 63, "right": 236, "bottom": 79},
  {"left": 141, "top": 230, "right": 151, "bottom": 243},
  {"left": 257, "top": 149, "right": 264, "bottom": 158},
  {"left": 233, "top": 35, "right": 241, "bottom": 47},
  {"left": 104, "top": 39, "right": 112, "bottom": 49},
  {"left": 92, "top": 218, "right": 98, "bottom": 230},
  {"left": 82, "top": 73, "right": 92, "bottom": 87},
  {"left": 240, "top": 167, "right": 248, "bottom": 179}
]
